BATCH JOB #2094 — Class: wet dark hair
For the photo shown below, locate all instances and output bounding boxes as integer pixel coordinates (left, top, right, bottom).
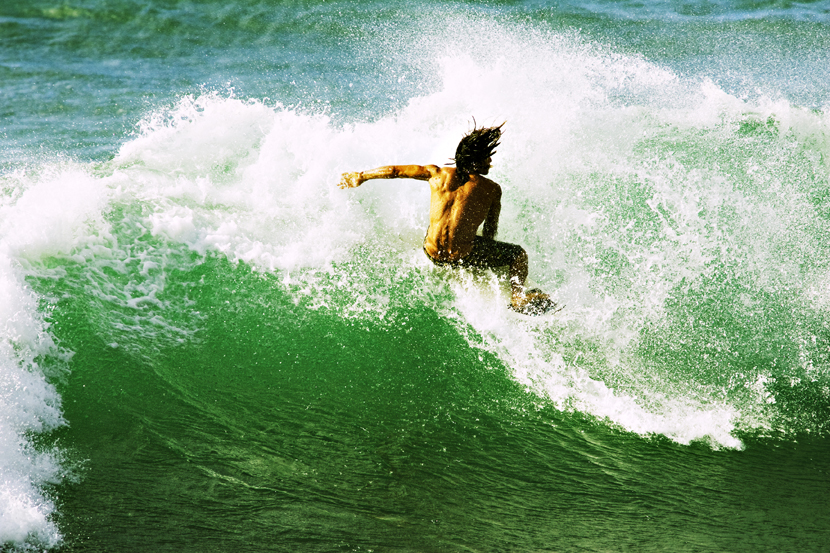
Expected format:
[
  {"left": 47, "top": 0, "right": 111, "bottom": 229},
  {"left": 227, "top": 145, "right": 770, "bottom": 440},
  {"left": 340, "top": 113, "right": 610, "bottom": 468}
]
[{"left": 451, "top": 122, "right": 504, "bottom": 180}]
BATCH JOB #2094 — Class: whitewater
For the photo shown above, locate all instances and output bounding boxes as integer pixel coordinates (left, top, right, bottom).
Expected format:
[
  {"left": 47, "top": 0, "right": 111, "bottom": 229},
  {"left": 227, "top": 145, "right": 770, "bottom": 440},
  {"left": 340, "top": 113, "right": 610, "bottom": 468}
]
[{"left": 2, "top": 5, "right": 830, "bottom": 551}]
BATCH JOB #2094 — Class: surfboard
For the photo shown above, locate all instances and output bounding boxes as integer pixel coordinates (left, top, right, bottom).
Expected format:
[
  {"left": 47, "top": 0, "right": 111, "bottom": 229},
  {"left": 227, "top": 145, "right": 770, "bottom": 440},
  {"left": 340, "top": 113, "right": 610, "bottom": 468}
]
[{"left": 508, "top": 288, "right": 563, "bottom": 316}]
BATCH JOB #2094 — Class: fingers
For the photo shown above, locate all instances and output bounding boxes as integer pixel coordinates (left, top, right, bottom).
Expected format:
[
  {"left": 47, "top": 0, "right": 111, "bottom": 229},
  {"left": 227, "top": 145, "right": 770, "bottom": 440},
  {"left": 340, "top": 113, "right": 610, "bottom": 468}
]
[
  {"left": 338, "top": 172, "right": 360, "bottom": 189},
  {"left": 337, "top": 173, "right": 350, "bottom": 189}
]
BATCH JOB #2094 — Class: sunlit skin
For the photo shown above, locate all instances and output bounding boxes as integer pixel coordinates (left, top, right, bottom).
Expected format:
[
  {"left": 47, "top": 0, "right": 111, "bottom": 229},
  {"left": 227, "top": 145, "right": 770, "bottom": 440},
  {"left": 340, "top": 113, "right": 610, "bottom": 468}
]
[{"left": 339, "top": 157, "right": 535, "bottom": 307}]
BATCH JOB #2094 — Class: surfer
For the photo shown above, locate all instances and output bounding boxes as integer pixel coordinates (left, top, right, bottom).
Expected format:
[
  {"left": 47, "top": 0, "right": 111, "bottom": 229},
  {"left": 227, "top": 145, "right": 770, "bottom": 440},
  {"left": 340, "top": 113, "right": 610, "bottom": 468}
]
[{"left": 339, "top": 122, "right": 555, "bottom": 315}]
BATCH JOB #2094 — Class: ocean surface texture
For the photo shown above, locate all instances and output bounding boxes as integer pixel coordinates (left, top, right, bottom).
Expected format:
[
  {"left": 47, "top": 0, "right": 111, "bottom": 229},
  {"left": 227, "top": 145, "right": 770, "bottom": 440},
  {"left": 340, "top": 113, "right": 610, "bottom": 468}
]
[{"left": 2, "top": 0, "right": 830, "bottom": 551}]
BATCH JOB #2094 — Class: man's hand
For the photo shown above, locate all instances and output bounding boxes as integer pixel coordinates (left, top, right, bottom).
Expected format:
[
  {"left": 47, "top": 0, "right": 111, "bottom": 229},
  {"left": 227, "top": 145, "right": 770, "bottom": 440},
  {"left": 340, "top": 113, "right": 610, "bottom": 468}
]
[{"left": 339, "top": 171, "right": 364, "bottom": 189}]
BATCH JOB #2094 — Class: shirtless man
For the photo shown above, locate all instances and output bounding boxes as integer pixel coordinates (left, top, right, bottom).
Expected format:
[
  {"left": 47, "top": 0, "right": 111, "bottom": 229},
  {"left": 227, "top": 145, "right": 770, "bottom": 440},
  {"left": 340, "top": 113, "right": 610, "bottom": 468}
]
[{"left": 339, "top": 123, "right": 553, "bottom": 314}]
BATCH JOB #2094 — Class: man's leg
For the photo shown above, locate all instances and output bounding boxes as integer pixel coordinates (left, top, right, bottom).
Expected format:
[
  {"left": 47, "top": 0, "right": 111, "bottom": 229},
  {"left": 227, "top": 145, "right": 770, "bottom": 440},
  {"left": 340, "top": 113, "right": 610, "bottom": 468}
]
[
  {"left": 509, "top": 249, "right": 529, "bottom": 306},
  {"left": 464, "top": 238, "right": 540, "bottom": 309},
  {"left": 487, "top": 240, "right": 550, "bottom": 311}
]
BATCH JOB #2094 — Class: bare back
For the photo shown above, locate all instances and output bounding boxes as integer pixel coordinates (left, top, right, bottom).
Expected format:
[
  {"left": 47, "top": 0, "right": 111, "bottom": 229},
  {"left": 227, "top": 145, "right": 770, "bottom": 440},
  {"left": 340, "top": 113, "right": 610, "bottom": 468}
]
[
  {"left": 338, "top": 163, "right": 502, "bottom": 262},
  {"left": 424, "top": 166, "right": 501, "bottom": 262}
]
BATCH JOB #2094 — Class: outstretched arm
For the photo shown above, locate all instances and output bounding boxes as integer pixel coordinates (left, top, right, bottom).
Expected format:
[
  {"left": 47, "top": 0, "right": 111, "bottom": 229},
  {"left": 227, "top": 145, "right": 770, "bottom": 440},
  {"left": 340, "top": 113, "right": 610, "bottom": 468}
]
[{"left": 339, "top": 165, "right": 439, "bottom": 188}]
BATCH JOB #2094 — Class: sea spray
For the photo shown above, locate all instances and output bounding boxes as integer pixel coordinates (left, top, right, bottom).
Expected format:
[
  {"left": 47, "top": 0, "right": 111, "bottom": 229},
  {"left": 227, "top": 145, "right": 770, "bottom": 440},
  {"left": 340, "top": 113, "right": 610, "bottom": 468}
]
[
  {"left": 0, "top": 167, "right": 94, "bottom": 548},
  {"left": 55, "top": 21, "right": 827, "bottom": 449},
  {"left": 2, "top": 20, "right": 829, "bottom": 550},
  {"left": 0, "top": 255, "right": 63, "bottom": 548},
  {"left": 2, "top": 2, "right": 830, "bottom": 549}
]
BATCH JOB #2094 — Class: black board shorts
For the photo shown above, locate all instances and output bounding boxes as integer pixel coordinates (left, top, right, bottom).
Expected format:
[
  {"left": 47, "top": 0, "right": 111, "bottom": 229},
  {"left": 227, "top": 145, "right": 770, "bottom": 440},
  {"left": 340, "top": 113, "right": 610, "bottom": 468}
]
[{"left": 424, "top": 236, "right": 524, "bottom": 270}]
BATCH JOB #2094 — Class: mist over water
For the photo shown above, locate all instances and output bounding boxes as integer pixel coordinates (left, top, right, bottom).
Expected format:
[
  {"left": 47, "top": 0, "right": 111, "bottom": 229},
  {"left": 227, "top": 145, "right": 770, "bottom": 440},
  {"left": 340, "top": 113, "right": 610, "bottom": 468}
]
[{"left": 2, "top": 2, "right": 830, "bottom": 550}]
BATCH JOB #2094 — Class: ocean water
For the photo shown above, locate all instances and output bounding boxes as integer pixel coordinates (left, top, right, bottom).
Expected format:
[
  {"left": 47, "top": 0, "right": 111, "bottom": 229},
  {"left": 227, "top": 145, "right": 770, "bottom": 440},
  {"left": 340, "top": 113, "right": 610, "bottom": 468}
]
[{"left": 2, "top": 0, "right": 830, "bottom": 550}]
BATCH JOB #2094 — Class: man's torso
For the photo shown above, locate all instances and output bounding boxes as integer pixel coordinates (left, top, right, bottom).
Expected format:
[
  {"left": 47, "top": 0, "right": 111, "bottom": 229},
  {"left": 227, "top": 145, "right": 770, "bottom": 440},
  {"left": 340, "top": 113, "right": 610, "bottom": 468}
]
[{"left": 423, "top": 167, "right": 500, "bottom": 262}]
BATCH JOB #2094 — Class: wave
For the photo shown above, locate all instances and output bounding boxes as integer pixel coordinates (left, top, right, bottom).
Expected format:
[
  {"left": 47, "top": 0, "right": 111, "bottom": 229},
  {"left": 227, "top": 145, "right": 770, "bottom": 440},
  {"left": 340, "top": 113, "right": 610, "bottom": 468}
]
[
  {"left": 0, "top": 168, "right": 84, "bottom": 549},
  {"left": 102, "top": 24, "right": 830, "bottom": 444},
  {"left": 2, "top": 18, "right": 830, "bottom": 549}
]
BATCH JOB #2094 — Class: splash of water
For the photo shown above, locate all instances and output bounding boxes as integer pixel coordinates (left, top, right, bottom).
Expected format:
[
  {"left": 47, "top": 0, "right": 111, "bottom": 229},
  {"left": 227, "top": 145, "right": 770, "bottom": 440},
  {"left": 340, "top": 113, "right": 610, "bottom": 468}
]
[{"left": 3, "top": 18, "right": 830, "bottom": 548}]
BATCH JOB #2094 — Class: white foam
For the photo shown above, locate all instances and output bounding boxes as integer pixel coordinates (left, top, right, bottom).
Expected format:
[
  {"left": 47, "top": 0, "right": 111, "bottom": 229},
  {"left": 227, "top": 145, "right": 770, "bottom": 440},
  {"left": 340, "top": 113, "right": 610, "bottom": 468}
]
[
  {"left": 94, "top": 21, "right": 830, "bottom": 449},
  {"left": 0, "top": 165, "right": 109, "bottom": 548},
  {"left": 0, "top": 254, "right": 65, "bottom": 548},
  {"left": 4, "top": 11, "right": 829, "bottom": 549},
  {"left": 1, "top": 35, "right": 820, "bottom": 538}
]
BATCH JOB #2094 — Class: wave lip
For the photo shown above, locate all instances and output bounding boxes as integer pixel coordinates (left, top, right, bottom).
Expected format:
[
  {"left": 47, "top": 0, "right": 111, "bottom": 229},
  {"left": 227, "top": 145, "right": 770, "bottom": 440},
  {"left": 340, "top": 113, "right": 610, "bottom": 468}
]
[
  {"left": 0, "top": 253, "right": 65, "bottom": 550},
  {"left": 0, "top": 165, "right": 107, "bottom": 550}
]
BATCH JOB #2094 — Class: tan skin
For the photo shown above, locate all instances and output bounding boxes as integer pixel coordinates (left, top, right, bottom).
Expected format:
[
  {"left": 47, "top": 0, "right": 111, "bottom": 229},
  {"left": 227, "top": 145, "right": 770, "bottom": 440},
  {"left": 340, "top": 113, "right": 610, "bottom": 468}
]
[{"left": 339, "top": 158, "right": 535, "bottom": 307}]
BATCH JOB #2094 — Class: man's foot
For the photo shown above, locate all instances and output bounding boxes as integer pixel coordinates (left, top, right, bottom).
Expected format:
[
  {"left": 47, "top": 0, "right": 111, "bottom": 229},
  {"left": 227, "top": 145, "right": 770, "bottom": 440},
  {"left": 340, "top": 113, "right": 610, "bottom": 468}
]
[{"left": 509, "top": 288, "right": 560, "bottom": 316}]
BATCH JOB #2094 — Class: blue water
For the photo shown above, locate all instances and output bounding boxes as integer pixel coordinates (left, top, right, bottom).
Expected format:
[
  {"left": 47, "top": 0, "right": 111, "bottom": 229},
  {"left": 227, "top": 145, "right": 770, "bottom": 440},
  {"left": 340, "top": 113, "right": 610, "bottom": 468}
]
[{"left": 2, "top": 1, "right": 830, "bottom": 550}]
